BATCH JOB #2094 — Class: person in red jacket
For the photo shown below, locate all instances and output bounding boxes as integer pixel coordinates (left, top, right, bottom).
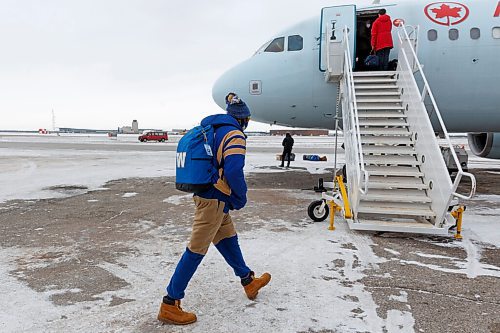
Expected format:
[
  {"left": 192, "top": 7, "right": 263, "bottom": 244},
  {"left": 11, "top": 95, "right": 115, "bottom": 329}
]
[{"left": 371, "top": 9, "right": 393, "bottom": 71}]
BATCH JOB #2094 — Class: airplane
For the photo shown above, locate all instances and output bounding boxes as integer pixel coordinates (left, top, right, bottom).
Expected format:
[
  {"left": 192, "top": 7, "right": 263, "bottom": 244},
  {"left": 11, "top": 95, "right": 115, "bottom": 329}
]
[{"left": 212, "top": 0, "right": 500, "bottom": 159}]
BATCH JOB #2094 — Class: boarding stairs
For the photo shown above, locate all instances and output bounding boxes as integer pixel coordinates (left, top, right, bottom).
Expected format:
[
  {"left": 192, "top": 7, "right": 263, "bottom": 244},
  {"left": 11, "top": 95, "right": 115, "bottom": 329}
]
[{"left": 321, "top": 24, "right": 476, "bottom": 235}]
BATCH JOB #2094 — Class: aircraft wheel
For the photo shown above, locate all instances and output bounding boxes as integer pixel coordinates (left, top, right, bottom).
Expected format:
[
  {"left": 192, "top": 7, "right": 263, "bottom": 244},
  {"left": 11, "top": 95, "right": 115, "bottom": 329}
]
[{"left": 308, "top": 200, "right": 329, "bottom": 222}]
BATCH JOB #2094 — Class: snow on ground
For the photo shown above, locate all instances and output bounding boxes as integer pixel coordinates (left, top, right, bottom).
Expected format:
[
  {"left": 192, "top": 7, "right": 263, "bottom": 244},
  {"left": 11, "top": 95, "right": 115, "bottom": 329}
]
[
  {"left": 0, "top": 219, "right": 417, "bottom": 333},
  {"left": 0, "top": 134, "right": 499, "bottom": 332},
  {"left": 163, "top": 194, "right": 192, "bottom": 205},
  {"left": 0, "top": 134, "right": 338, "bottom": 203},
  {"left": 1, "top": 134, "right": 498, "bottom": 247}
]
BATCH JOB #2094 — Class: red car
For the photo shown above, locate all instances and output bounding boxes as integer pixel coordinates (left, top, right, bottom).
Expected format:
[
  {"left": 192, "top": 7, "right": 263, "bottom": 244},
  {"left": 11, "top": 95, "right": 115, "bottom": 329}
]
[{"left": 138, "top": 131, "right": 168, "bottom": 142}]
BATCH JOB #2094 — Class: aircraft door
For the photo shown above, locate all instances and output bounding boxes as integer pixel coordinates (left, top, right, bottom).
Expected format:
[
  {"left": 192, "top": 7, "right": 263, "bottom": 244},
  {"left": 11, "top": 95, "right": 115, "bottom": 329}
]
[{"left": 319, "top": 5, "right": 356, "bottom": 72}]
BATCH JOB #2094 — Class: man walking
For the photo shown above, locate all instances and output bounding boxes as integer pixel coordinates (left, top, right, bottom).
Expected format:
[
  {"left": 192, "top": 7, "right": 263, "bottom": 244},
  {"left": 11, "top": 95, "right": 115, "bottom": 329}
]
[
  {"left": 280, "top": 132, "right": 294, "bottom": 168},
  {"left": 371, "top": 9, "right": 393, "bottom": 71},
  {"left": 157, "top": 93, "right": 271, "bottom": 325}
]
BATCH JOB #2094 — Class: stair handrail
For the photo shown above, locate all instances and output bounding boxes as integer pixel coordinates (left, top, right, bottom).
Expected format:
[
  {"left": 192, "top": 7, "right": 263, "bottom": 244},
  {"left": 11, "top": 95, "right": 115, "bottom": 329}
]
[
  {"left": 341, "top": 26, "right": 370, "bottom": 195},
  {"left": 397, "top": 24, "right": 476, "bottom": 200}
]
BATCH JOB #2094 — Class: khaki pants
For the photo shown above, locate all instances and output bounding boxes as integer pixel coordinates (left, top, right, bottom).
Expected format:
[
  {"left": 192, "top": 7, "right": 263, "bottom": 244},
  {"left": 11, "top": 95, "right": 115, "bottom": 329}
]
[{"left": 188, "top": 196, "right": 237, "bottom": 255}]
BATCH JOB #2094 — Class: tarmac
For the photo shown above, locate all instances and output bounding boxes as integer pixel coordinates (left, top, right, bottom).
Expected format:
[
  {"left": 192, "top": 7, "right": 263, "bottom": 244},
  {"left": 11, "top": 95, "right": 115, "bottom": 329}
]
[
  {"left": 0, "top": 135, "right": 499, "bottom": 332},
  {"left": 0, "top": 171, "right": 500, "bottom": 332}
]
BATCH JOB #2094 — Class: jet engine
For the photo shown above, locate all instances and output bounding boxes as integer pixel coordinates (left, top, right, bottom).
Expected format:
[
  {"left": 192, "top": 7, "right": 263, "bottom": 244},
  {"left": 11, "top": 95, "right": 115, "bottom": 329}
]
[{"left": 467, "top": 133, "right": 500, "bottom": 159}]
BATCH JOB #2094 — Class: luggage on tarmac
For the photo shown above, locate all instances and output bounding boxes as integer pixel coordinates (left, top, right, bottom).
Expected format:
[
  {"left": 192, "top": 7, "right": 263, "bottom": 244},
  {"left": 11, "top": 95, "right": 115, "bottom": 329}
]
[
  {"left": 276, "top": 153, "right": 295, "bottom": 161},
  {"left": 303, "top": 155, "right": 327, "bottom": 162}
]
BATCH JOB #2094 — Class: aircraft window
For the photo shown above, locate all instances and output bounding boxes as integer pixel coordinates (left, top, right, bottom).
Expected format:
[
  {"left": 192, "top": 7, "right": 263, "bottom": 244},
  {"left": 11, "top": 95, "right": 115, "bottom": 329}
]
[
  {"left": 470, "top": 28, "right": 480, "bottom": 40},
  {"left": 254, "top": 40, "right": 272, "bottom": 55},
  {"left": 428, "top": 29, "right": 438, "bottom": 41},
  {"left": 288, "top": 35, "right": 303, "bottom": 51},
  {"left": 264, "top": 37, "right": 285, "bottom": 52},
  {"left": 493, "top": 27, "right": 500, "bottom": 39},
  {"left": 449, "top": 29, "right": 459, "bottom": 41}
]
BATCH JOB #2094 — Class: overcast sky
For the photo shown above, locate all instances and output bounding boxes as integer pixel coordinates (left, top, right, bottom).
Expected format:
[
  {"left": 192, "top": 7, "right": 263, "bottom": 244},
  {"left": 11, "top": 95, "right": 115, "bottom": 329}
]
[{"left": 0, "top": 0, "right": 359, "bottom": 131}]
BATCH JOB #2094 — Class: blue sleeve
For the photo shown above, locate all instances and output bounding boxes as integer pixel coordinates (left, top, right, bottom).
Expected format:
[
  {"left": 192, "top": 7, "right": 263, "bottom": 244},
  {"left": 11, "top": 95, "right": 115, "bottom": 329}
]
[
  {"left": 224, "top": 154, "right": 247, "bottom": 210},
  {"left": 221, "top": 133, "right": 247, "bottom": 210}
]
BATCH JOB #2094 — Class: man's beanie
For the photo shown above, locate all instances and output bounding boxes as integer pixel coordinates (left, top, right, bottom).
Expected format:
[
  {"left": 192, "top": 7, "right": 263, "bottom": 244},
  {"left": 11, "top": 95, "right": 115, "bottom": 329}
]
[{"left": 225, "top": 93, "right": 251, "bottom": 119}]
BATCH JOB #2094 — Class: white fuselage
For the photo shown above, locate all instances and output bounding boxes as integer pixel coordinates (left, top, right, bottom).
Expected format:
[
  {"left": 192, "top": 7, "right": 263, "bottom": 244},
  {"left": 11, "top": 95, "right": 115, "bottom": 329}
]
[{"left": 212, "top": 0, "right": 500, "bottom": 133}]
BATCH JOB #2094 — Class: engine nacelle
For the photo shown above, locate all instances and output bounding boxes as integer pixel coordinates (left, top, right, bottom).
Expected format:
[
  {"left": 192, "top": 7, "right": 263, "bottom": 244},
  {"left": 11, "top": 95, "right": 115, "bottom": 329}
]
[{"left": 467, "top": 133, "right": 500, "bottom": 159}]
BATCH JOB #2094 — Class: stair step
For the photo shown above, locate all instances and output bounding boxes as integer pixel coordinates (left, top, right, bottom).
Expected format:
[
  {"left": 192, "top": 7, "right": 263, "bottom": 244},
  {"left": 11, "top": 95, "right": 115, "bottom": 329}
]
[
  {"left": 357, "top": 104, "right": 405, "bottom": 110},
  {"left": 354, "top": 78, "right": 397, "bottom": 84},
  {"left": 357, "top": 202, "right": 436, "bottom": 217},
  {"left": 348, "top": 219, "right": 448, "bottom": 235},
  {"left": 360, "top": 128, "right": 411, "bottom": 136},
  {"left": 355, "top": 85, "right": 400, "bottom": 90},
  {"left": 357, "top": 111, "right": 407, "bottom": 119},
  {"left": 364, "top": 165, "right": 424, "bottom": 177},
  {"left": 364, "top": 155, "right": 420, "bottom": 166},
  {"left": 356, "top": 91, "right": 401, "bottom": 96},
  {"left": 361, "top": 136, "right": 413, "bottom": 145},
  {"left": 356, "top": 98, "right": 403, "bottom": 103},
  {"left": 365, "top": 176, "right": 428, "bottom": 189},
  {"left": 352, "top": 71, "right": 396, "bottom": 77},
  {"left": 360, "top": 189, "right": 431, "bottom": 203},
  {"left": 362, "top": 146, "right": 416, "bottom": 155},
  {"left": 358, "top": 119, "right": 408, "bottom": 127}
]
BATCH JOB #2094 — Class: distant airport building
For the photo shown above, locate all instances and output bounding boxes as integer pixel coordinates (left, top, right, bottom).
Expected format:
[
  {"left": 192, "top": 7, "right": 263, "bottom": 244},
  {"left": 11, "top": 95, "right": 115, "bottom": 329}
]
[
  {"left": 270, "top": 129, "right": 329, "bottom": 136},
  {"left": 120, "top": 120, "right": 139, "bottom": 134},
  {"left": 59, "top": 128, "right": 110, "bottom": 134}
]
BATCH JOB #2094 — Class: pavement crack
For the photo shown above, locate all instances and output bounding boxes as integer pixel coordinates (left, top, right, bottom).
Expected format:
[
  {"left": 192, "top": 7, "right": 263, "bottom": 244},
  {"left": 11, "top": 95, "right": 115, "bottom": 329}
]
[{"left": 103, "top": 210, "right": 128, "bottom": 223}]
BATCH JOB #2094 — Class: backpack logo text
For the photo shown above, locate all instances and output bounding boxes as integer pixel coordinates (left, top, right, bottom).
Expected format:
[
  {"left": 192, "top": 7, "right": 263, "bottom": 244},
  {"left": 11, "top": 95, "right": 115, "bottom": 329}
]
[{"left": 176, "top": 152, "right": 186, "bottom": 168}]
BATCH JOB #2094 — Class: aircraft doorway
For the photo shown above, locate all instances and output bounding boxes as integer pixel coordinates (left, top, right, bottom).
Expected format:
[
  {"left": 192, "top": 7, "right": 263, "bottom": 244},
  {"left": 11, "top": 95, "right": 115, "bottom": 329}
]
[{"left": 354, "top": 10, "right": 382, "bottom": 71}]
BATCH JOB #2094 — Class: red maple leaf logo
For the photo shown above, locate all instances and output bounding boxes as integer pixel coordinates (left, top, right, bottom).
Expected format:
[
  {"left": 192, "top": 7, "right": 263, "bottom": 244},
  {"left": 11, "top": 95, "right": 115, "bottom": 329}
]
[{"left": 431, "top": 4, "right": 462, "bottom": 26}]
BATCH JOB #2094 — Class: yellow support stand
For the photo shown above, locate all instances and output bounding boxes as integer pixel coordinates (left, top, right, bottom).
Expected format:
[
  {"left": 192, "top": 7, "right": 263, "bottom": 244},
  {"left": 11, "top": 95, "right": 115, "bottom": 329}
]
[
  {"left": 328, "top": 175, "right": 352, "bottom": 231},
  {"left": 328, "top": 201, "right": 336, "bottom": 231},
  {"left": 335, "top": 175, "right": 352, "bottom": 219},
  {"left": 451, "top": 206, "right": 465, "bottom": 240}
]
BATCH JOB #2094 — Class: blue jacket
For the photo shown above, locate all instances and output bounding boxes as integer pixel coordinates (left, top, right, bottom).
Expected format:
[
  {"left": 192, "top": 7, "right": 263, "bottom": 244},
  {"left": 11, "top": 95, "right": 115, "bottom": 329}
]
[{"left": 196, "top": 114, "right": 247, "bottom": 213}]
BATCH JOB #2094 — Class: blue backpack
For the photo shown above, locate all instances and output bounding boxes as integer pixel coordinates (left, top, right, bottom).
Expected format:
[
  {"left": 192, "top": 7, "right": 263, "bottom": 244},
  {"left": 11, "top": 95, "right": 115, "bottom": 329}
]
[{"left": 175, "top": 124, "right": 218, "bottom": 193}]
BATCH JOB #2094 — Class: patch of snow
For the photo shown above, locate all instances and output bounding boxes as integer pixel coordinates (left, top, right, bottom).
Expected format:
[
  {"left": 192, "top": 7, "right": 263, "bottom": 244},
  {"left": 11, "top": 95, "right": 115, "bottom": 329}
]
[
  {"left": 87, "top": 199, "right": 99, "bottom": 202},
  {"left": 122, "top": 192, "right": 137, "bottom": 198},
  {"left": 384, "top": 248, "right": 401, "bottom": 256},
  {"left": 389, "top": 291, "right": 408, "bottom": 303},
  {"left": 413, "top": 252, "right": 459, "bottom": 260},
  {"left": 0, "top": 248, "right": 64, "bottom": 332},
  {"left": 464, "top": 204, "right": 500, "bottom": 247},
  {"left": 163, "top": 194, "right": 192, "bottom": 205},
  {"left": 399, "top": 257, "right": 500, "bottom": 278},
  {"left": 386, "top": 310, "right": 415, "bottom": 333}
]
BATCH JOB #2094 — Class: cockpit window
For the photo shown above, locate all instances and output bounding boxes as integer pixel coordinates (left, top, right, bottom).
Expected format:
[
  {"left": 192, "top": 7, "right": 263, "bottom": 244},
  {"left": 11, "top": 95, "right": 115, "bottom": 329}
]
[
  {"left": 288, "top": 35, "right": 303, "bottom": 51},
  {"left": 264, "top": 37, "right": 285, "bottom": 52},
  {"left": 254, "top": 40, "right": 272, "bottom": 55}
]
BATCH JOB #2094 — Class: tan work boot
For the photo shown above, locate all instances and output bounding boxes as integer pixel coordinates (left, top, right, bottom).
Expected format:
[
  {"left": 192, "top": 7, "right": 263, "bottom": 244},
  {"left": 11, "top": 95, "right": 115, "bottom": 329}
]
[
  {"left": 157, "top": 300, "right": 197, "bottom": 325},
  {"left": 243, "top": 272, "right": 271, "bottom": 300}
]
